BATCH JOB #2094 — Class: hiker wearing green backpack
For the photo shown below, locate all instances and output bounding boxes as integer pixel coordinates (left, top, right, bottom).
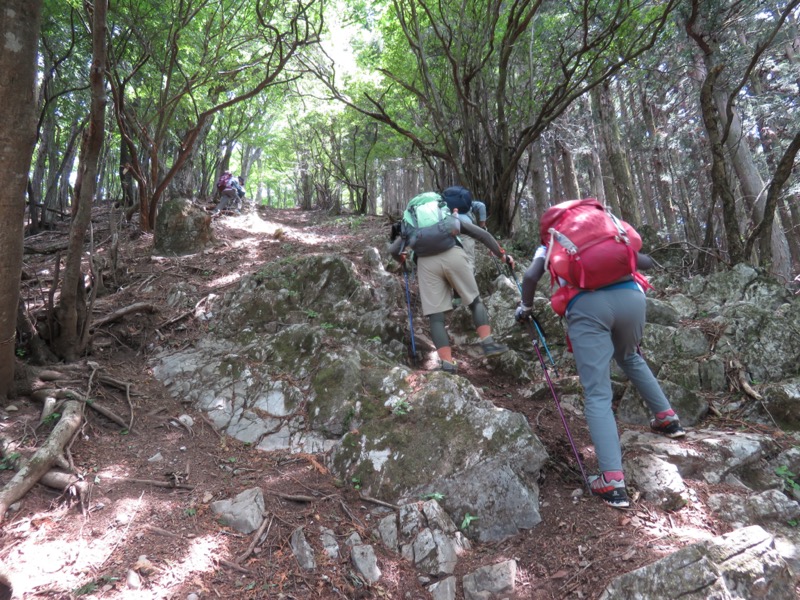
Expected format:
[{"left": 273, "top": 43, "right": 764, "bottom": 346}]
[{"left": 389, "top": 191, "right": 515, "bottom": 373}]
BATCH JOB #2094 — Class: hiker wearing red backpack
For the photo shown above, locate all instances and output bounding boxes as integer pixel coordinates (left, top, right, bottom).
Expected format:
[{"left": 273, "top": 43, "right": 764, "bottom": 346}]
[
  {"left": 515, "top": 198, "right": 685, "bottom": 509},
  {"left": 213, "top": 171, "right": 240, "bottom": 215}
]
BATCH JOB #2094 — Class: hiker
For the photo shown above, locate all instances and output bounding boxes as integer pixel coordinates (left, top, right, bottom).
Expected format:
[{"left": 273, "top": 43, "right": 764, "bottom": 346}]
[
  {"left": 515, "top": 200, "right": 685, "bottom": 509},
  {"left": 233, "top": 176, "right": 246, "bottom": 200},
  {"left": 442, "top": 186, "right": 488, "bottom": 271},
  {"left": 442, "top": 187, "right": 488, "bottom": 306},
  {"left": 389, "top": 191, "right": 515, "bottom": 373},
  {"left": 213, "top": 171, "right": 239, "bottom": 214}
]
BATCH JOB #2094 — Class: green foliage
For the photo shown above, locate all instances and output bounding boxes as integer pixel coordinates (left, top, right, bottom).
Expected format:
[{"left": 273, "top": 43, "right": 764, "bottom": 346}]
[
  {"left": 0, "top": 452, "right": 21, "bottom": 471},
  {"left": 392, "top": 400, "right": 411, "bottom": 415},
  {"left": 460, "top": 512, "right": 478, "bottom": 531},
  {"left": 775, "top": 465, "right": 800, "bottom": 495},
  {"left": 42, "top": 412, "right": 61, "bottom": 425},
  {"left": 420, "top": 492, "right": 445, "bottom": 501},
  {"left": 74, "top": 576, "right": 119, "bottom": 596}
]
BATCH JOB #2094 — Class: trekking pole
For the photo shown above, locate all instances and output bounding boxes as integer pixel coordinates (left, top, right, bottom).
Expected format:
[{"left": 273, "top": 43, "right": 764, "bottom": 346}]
[
  {"left": 489, "top": 252, "right": 504, "bottom": 278},
  {"left": 402, "top": 263, "right": 418, "bottom": 366},
  {"left": 507, "top": 266, "right": 558, "bottom": 376},
  {"left": 523, "top": 317, "right": 590, "bottom": 492}
]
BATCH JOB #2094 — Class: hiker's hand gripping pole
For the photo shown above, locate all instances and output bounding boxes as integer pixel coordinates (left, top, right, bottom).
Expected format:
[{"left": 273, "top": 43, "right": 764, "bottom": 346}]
[
  {"left": 523, "top": 317, "right": 590, "bottom": 492},
  {"left": 507, "top": 265, "right": 559, "bottom": 377}
]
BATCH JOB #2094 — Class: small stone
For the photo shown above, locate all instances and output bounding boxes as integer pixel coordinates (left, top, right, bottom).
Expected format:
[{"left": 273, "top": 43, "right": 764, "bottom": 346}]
[
  {"left": 126, "top": 569, "right": 142, "bottom": 589},
  {"left": 148, "top": 452, "right": 164, "bottom": 462}
]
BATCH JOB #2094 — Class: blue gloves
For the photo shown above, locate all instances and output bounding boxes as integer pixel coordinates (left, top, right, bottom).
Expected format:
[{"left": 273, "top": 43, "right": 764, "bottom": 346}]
[{"left": 515, "top": 303, "right": 533, "bottom": 323}]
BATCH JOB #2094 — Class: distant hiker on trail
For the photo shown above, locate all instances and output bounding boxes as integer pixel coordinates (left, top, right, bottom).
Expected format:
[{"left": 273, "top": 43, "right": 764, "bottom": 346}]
[
  {"left": 441, "top": 186, "right": 488, "bottom": 306},
  {"left": 233, "top": 176, "right": 246, "bottom": 199},
  {"left": 213, "top": 171, "right": 240, "bottom": 215},
  {"left": 389, "top": 191, "right": 515, "bottom": 373},
  {"left": 442, "top": 186, "right": 488, "bottom": 271},
  {"left": 515, "top": 198, "right": 685, "bottom": 510}
]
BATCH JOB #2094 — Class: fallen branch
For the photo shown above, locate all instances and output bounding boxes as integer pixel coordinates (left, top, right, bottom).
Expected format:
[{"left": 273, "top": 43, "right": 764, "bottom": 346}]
[
  {"left": 91, "top": 302, "right": 158, "bottom": 330},
  {"left": 358, "top": 493, "right": 398, "bottom": 510},
  {"left": 237, "top": 514, "right": 272, "bottom": 564},
  {"left": 32, "top": 388, "right": 129, "bottom": 430},
  {"left": 270, "top": 491, "right": 316, "bottom": 503},
  {"left": 219, "top": 558, "right": 252, "bottom": 574},
  {"left": 156, "top": 309, "right": 193, "bottom": 331},
  {"left": 0, "top": 400, "right": 84, "bottom": 522},
  {"left": 730, "top": 358, "right": 763, "bottom": 401},
  {"left": 143, "top": 524, "right": 182, "bottom": 538}
]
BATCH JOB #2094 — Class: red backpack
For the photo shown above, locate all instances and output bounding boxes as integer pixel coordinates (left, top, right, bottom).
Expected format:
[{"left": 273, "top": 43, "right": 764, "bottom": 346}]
[
  {"left": 539, "top": 198, "right": 645, "bottom": 315},
  {"left": 216, "top": 172, "right": 232, "bottom": 191}
]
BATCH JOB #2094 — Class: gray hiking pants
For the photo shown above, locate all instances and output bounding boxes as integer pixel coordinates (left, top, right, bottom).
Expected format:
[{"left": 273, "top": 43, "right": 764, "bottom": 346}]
[
  {"left": 566, "top": 287, "right": 672, "bottom": 473},
  {"left": 216, "top": 188, "right": 239, "bottom": 212}
]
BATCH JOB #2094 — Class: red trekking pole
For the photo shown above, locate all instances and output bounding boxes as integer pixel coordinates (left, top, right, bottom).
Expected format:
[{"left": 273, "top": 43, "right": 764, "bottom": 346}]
[{"left": 523, "top": 318, "right": 590, "bottom": 492}]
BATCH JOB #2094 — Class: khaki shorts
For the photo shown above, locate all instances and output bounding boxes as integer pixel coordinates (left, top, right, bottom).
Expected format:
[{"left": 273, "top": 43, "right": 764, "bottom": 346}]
[
  {"left": 417, "top": 246, "right": 480, "bottom": 315},
  {"left": 460, "top": 236, "right": 476, "bottom": 269}
]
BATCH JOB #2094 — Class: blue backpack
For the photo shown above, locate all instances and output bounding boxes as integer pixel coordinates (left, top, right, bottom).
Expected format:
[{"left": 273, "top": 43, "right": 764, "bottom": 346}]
[{"left": 442, "top": 186, "right": 473, "bottom": 214}]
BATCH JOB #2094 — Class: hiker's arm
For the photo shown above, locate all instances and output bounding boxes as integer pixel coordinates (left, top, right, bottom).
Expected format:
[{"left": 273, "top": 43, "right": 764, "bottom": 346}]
[
  {"left": 388, "top": 237, "right": 405, "bottom": 262},
  {"left": 472, "top": 201, "right": 487, "bottom": 228},
  {"left": 521, "top": 254, "right": 546, "bottom": 308},
  {"left": 636, "top": 252, "right": 655, "bottom": 271},
  {"left": 460, "top": 221, "right": 503, "bottom": 257},
  {"left": 460, "top": 221, "right": 514, "bottom": 266}
]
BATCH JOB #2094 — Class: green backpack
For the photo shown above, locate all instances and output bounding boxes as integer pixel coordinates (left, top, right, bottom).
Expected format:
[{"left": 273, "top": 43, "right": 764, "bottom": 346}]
[{"left": 400, "top": 192, "right": 460, "bottom": 258}]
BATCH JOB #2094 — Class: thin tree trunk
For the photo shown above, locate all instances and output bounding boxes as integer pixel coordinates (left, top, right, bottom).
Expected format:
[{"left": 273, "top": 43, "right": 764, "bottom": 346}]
[
  {"left": 50, "top": 0, "right": 107, "bottom": 361},
  {"left": 0, "top": 0, "right": 42, "bottom": 398},
  {"left": 714, "top": 91, "right": 791, "bottom": 280},
  {"left": 528, "top": 138, "right": 550, "bottom": 218},
  {"left": 589, "top": 85, "right": 621, "bottom": 215},
  {"left": 596, "top": 80, "right": 641, "bottom": 225},
  {"left": 557, "top": 139, "right": 580, "bottom": 199}
]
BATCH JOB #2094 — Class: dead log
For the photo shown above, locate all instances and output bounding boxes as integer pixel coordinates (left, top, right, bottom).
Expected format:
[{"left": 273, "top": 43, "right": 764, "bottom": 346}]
[
  {"left": 90, "top": 302, "right": 158, "bottom": 330},
  {"left": 0, "top": 400, "right": 84, "bottom": 523}
]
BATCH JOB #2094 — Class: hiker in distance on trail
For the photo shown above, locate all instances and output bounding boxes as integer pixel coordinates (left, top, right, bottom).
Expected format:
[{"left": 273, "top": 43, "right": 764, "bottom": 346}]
[
  {"left": 213, "top": 171, "right": 243, "bottom": 215},
  {"left": 515, "top": 198, "right": 686, "bottom": 510},
  {"left": 389, "top": 190, "right": 515, "bottom": 374},
  {"left": 442, "top": 186, "right": 489, "bottom": 308}
]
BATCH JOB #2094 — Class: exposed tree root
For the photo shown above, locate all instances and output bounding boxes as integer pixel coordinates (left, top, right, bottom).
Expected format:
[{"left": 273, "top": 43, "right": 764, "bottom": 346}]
[{"left": 0, "top": 400, "right": 84, "bottom": 523}]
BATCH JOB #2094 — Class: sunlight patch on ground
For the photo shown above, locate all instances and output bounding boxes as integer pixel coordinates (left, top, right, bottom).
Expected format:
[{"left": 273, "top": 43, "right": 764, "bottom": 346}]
[
  {"left": 1, "top": 490, "right": 229, "bottom": 596},
  {"left": 144, "top": 534, "right": 229, "bottom": 596}
]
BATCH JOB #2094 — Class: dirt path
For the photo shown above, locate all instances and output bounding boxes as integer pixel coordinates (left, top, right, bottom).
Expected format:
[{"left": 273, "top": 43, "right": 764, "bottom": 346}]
[{"left": 2, "top": 206, "right": 732, "bottom": 599}]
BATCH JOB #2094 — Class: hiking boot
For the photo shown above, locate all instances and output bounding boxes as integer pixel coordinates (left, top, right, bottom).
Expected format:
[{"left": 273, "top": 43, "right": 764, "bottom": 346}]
[
  {"left": 480, "top": 337, "right": 508, "bottom": 357},
  {"left": 589, "top": 474, "right": 630, "bottom": 509},
  {"left": 650, "top": 414, "right": 686, "bottom": 439},
  {"left": 440, "top": 360, "right": 458, "bottom": 373}
]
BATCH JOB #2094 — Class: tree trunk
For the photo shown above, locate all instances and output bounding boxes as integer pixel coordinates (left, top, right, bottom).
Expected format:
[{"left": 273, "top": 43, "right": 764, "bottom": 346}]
[
  {"left": 714, "top": 91, "right": 791, "bottom": 281},
  {"left": 50, "top": 0, "right": 107, "bottom": 361},
  {"left": 589, "top": 86, "right": 621, "bottom": 215},
  {"left": 595, "top": 80, "right": 641, "bottom": 225},
  {"left": 0, "top": 0, "right": 43, "bottom": 398},
  {"left": 557, "top": 139, "right": 580, "bottom": 199},
  {"left": 528, "top": 138, "right": 550, "bottom": 219}
]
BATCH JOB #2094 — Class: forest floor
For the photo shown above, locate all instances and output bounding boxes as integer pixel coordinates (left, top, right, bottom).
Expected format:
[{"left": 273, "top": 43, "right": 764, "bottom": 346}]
[{"left": 0, "top": 204, "right": 763, "bottom": 599}]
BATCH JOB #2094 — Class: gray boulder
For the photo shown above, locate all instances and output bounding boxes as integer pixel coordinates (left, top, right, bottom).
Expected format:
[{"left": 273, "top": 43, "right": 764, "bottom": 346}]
[{"left": 599, "top": 526, "right": 795, "bottom": 599}]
